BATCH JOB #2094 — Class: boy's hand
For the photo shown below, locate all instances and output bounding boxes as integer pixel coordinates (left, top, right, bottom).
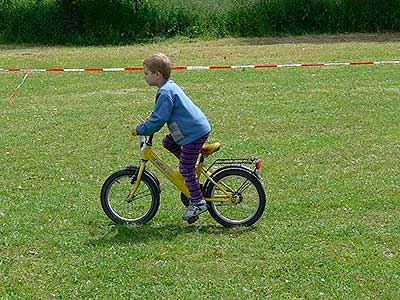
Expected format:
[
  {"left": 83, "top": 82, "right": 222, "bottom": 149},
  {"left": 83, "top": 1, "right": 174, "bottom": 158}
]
[{"left": 130, "top": 126, "right": 137, "bottom": 136}]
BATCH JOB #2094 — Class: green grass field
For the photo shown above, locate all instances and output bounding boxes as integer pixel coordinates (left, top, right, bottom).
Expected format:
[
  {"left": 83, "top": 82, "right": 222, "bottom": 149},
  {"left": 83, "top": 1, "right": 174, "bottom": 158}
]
[{"left": 1, "top": 34, "right": 399, "bottom": 299}]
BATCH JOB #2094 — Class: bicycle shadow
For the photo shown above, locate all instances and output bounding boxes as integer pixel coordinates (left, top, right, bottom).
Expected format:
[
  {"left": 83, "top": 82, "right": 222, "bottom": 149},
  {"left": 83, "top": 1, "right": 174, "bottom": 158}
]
[{"left": 90, "top": 221, "right": 256, "bottom": 245}]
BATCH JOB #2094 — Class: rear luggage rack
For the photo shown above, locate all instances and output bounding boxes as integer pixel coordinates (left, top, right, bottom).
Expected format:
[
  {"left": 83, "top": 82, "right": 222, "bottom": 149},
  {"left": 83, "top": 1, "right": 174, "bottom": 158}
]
[{"left": 207, "top": 158, "right": 259, "bottom": 171}]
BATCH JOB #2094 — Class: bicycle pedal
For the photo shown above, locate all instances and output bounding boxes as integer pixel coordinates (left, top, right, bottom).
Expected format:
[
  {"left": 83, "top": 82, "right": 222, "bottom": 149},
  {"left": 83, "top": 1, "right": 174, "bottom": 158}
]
[{"left": 187, "top": 215, "right": 199, "bottom": 224}]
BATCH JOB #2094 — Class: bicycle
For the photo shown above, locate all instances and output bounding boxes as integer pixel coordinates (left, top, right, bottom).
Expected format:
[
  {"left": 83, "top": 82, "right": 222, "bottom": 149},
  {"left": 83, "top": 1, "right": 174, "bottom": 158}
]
[{"left": 100, "top": 134, "right": 266, "bottom": 227}]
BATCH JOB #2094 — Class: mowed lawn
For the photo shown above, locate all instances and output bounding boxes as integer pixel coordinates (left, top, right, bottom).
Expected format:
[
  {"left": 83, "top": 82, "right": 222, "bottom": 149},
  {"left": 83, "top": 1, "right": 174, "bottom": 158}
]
[{"left": 0, "top": 34, "right": 399, "bottom": 299}]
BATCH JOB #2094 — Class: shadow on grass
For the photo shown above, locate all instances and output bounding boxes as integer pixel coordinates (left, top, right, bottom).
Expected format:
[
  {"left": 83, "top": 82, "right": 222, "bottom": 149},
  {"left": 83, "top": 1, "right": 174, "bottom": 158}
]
[
  {"left": 2, "top": 33, "right": 400, "bottom": 51},
  {"left": 238, "top": 32, "right": 400, "bottom": 45},
  {"left": 89, "top": 221, "right": 256, "bottom": 245}
]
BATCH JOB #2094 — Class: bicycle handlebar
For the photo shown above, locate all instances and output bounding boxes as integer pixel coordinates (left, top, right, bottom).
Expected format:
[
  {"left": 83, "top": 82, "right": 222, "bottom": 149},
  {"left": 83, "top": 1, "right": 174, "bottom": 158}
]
[
  {"left": 137, "top": 134, "right": 154, "bottom": 146},
  {"left": 147, "top": 134, "right": 154, "bottom": 145}
]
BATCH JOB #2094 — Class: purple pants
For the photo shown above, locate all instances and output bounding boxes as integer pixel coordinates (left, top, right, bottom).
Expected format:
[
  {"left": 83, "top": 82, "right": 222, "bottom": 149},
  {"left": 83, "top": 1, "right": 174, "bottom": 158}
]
[{"left": 162, "top": 133, "right": 209, "bottom": 203}]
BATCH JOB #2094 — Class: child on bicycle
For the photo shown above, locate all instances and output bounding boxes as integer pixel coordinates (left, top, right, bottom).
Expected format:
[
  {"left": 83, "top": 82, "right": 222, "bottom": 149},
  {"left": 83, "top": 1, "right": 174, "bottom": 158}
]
[{"left": 130, "top": 53, "right": 211, "bottom": 222}]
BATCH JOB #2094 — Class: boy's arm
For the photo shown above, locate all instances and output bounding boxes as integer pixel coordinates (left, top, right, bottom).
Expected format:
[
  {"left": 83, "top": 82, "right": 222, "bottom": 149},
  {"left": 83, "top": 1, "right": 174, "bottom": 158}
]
[{"left": 135, "top": 92, "right": 173, "bottom": 136}]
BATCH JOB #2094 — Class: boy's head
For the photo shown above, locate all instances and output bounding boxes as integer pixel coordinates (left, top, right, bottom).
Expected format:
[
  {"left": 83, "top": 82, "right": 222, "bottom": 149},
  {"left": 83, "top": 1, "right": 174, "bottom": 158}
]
[{"left": 143, "top": 53, "right": 172, "bottom": 80}]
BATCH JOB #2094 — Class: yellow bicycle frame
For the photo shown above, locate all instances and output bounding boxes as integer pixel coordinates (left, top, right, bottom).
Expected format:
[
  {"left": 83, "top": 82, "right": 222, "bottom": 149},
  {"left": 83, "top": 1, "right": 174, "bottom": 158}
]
[{"left": 129, "top": 138, "right": 233, "bottom": 203}]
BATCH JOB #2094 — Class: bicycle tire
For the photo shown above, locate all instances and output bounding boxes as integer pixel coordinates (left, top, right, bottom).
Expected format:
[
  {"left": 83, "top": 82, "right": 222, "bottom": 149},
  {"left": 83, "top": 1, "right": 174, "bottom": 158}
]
[
  {"left": 205, "top": 168, "right": 266, "bottom": 227},
  {"left": 100, "top": 169, "right": 160, "bottom": 224}
]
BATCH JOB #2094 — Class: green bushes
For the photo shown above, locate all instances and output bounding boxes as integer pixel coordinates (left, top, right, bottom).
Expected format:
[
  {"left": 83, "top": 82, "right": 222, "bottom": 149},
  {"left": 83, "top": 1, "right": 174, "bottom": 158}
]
[{"left": 0, "top": 0, "right": 399, "bottom": 45}]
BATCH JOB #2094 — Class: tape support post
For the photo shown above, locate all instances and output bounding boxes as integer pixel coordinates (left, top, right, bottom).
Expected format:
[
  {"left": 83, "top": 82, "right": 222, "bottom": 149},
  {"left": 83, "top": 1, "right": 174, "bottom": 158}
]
[{"left": 1, "top": 60, "right": 399, "bottom": 74}]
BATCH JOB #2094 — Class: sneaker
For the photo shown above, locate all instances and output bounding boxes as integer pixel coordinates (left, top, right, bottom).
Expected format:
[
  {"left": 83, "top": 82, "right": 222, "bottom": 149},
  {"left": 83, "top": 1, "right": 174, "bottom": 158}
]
[{"left": 182, "top": 200, "right": 207, "bottom": 221}]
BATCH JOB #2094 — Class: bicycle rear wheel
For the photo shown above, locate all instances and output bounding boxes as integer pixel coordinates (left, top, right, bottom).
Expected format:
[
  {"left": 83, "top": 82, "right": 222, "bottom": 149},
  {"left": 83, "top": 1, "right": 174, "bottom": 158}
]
[
  {"left": 205, "top": 168, "right": 266, "bottom": 227},
  {"left": 100, "top": 169, "right": 160, "bottom": 224}
]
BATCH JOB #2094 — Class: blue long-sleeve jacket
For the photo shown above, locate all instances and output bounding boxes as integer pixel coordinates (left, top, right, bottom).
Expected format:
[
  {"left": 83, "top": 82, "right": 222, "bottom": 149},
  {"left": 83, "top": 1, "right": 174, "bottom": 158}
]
[{"left": 136, "top": 80, "right": 211, "bottom": 145}]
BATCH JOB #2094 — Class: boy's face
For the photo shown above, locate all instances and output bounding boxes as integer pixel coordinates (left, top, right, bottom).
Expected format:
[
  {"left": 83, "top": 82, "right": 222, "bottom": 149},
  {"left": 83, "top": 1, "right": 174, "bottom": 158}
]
[{"left": 143, "top": 65, "right": 162, "bottom": 87}]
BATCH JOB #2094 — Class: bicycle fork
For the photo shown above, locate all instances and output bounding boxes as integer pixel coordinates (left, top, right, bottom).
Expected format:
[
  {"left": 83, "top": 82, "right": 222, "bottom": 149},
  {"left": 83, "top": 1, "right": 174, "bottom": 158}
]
[{"left": 127, "top": 160, "right": 146, "bottom": 201}]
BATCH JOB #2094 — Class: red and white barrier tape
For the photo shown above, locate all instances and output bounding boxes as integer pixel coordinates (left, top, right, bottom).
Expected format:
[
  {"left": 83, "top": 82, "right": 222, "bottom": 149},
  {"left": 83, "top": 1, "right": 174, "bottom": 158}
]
[
  {"left": 4, "top": 60, "right": 399, "bottom": 102},
  {"left": 1, "top": 60, "right": 399, "bottom": 73}
]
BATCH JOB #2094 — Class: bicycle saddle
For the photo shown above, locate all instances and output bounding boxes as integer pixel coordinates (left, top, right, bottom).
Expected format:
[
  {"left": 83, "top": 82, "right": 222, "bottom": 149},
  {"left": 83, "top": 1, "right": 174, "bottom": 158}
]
[{"left": 201, "top": 142, "right": 221, "bottom": 156}]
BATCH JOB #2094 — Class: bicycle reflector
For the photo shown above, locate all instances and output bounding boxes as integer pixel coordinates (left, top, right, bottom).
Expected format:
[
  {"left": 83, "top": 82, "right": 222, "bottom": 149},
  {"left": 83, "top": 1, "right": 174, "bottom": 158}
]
[{"left": 255, "top": 159, "right": 262, "bottom": 169}]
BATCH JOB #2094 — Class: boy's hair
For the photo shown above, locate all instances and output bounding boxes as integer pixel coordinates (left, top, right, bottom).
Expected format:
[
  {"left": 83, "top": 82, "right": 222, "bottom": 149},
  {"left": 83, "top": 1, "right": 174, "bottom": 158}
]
[{"left": 144, "top": 53, "right": 172, "bottom": 80}]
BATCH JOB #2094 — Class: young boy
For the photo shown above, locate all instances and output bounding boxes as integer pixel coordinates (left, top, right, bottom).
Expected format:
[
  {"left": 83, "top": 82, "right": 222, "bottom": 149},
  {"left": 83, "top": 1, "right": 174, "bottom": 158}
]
[{"left": 130, "top": 53, "right": 211, "bottom": 222}]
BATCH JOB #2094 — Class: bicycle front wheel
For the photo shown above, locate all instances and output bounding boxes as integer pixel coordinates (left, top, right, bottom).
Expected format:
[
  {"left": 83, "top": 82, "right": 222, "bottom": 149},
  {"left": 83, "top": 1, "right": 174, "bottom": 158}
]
[
  {"left": 100, "top": 169, "right": 160, "bottom": 224},
  {"left": 205, "top": 168, "right": 266, "bottom": 227}
]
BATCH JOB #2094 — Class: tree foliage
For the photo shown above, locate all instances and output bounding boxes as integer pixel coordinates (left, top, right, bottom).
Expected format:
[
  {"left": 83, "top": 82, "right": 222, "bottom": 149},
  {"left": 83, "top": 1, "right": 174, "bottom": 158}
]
[{"left": 0, "top": 0, "right": 399, "bottom": 45}]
